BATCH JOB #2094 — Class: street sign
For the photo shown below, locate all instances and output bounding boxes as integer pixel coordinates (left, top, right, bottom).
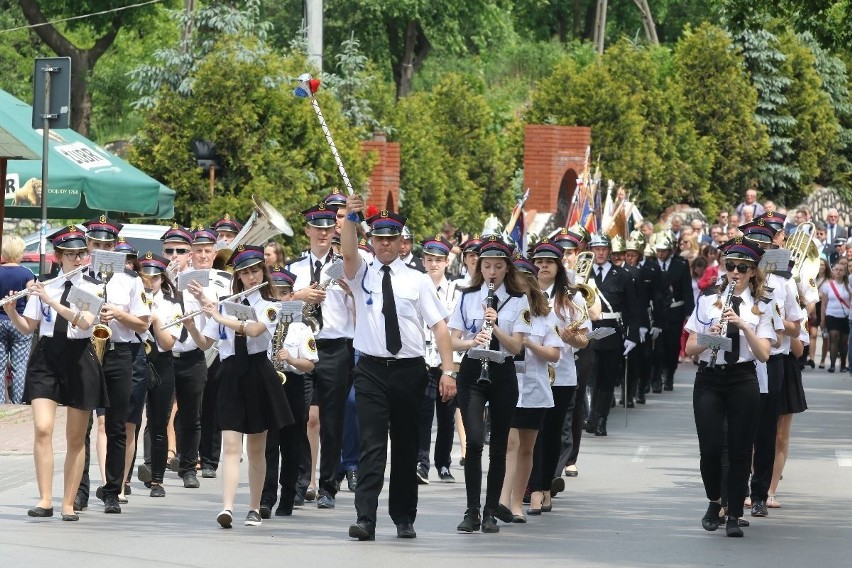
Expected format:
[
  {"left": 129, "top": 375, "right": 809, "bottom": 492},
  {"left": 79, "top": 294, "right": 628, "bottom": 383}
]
[{"left": 32, "top": 57, "right": 71, "bottom": 130}]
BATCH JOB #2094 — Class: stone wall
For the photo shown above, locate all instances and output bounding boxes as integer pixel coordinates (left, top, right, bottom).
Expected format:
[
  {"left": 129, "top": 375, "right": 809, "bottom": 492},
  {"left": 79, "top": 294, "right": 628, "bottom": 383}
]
[{"left": 796, "top": 185, "right": 851, "bottom": 225}]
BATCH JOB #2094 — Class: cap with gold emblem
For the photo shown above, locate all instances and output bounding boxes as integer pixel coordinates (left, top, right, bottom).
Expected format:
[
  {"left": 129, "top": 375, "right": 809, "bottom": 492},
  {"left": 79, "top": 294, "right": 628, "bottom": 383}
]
[
  {"left": 269, "top": 265, "right": 297, "bottom": 288},
  {"left": 115, "top": 236, "right": 138, "bottom": 258},
  {"left": 48, "top": 225, "right": 87, "bottom": 250},
  {"left": 192, "top": 225, "right": 218, "bottom": 245},
  {"left": 214, "top": 214, "right": 242, "bottom": 235},
  {"left": 323, "top": 188, "right": 348, "bottom": 210},
  {"left": 477, "top": 235, "right": 513, "bottom": 258},
  {"left": 139, "top": 251, "right": 170, "bottom": 276},
  {"left": 421, "top": 234, "right": 452, "bottom": 257},
  {"left": 83, "top": 215, "right": 123, "bottom": 242},
  {"left": 227, "top": 244, "right": 265, "bottom": 271},
  {"left": 161, "top": 223, "right": 194, "bottom": 245},
  {"left": 302, "top": 203, "right": 337, "bottom": 228},
  {"left": 366, "top": 210, "right": 407, "bottom": 236}
]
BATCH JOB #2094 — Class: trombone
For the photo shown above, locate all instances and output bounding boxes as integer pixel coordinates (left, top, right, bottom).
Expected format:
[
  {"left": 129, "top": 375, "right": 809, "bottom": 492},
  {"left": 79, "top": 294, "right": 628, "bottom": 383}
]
[{"left": 161, "top": 282, "right": 268, "bottom": 329}]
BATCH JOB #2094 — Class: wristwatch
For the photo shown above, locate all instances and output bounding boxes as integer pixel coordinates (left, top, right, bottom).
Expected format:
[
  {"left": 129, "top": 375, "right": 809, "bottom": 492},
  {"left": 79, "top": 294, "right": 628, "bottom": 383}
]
[{"left": 441, "top": 370, "right": 458, "bottom": 379}]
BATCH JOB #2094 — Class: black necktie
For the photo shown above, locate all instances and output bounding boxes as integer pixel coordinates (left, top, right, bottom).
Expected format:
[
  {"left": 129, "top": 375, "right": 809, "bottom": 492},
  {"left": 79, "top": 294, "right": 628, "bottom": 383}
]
[
  {"left": 312, "top": 259, "right": 324, "bottom": 330},
  {"left": 488, "top": 294, "right": 500, "bottom": 351},
  {"left": 381, "top": 265, "right": 402, "bottom": 355},
  {"left": 596, "top": 266, "right": 603, "bottom": 282},
  {"left": 53, "top": 280, "right": 73, "bottom": 337},
  {"left": 235, "top": 298, "right": 250, "bottom": 364},
  {"left": 724, "top": 296, "right": 743, "bottom": 365}
]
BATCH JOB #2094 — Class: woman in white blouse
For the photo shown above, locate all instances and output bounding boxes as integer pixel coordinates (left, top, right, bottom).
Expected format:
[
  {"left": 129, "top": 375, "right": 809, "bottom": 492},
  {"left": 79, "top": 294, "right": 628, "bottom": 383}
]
[
  {"left": 191, "top": 245, "right": 292, "bottom": 529},
  {"left": 684, "top": 238, "right": 775, "bottom": 537},
  {"left": 498, "top": 256, "right": 561, "bottom": 522},
  {"left": 2, "top": 226, "right": 107, "bottom": 521},
  {"left": 819, "top": 262, "right": 851, "bottom": 372},
  {"left": 448, "top": 236, "right": 531, "bottom": 534}
]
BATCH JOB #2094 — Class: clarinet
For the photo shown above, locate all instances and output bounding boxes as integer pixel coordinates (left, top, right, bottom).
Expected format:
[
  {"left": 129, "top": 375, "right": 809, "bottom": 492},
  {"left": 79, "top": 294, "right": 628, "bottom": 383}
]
[
  {"left": 477, "top": 280, "right": 497, "bottom": 385},
  {"left": 708, "top": 282, "right": 735, "bottom": 369}
]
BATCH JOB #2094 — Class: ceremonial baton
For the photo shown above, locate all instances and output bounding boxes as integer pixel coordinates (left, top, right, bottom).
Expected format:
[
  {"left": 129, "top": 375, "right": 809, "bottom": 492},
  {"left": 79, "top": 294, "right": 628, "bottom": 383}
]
[{"left": 295, "top": 73, "right": 365, "bottom": 222}]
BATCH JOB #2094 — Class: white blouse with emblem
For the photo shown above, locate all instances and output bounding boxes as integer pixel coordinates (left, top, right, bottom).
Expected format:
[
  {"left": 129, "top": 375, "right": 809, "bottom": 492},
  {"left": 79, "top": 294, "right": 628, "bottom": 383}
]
[
  {"left": 23, "top": 271, "right": 102, "bottom": 339},
  {"left": 202, "top": 289, "right": 278, "bottom": 359},
  {"left": 448, "top": 282, "right": 532, "bottom": 360}
]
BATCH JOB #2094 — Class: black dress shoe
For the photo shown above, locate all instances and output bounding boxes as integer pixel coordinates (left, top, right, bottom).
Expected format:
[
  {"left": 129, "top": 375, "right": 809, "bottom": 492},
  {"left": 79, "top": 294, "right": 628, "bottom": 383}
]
[
  {"left": 124, "top": 483, "right": 132, "bottom": 495},
  {"left": 511, "top": 514, "right": 527, "bottom": 523},
  {"left": 494, "top": 503, "right": 514, "bottom": 523},
  {"left": 457, "top": 508, "right": 481, "bottom": 532},
  {"left": 293, "top": 493, "right": 305, "bottom": 507},
  {"left": 626, "top": 400, "right": 635, "bottom": 408},
  {"left": 725, "top": 515, "right": 744, "bottom": 537},
  {"left": 95, "top": 486, "right": 105, "bottom": 502},
  {"left": 349, "top": 520, "right": 376, "bottom": 541},
  {"left": 550, "top": 477, "right": 565, "bottom": 496},
  {"left": 636, "top": 393, "right": 646, "bottom": 404},
  {"left": 481, "top": 510, "right": 500, "bottom": 533},
  {"left": 61, "top": 512, "right": 79, "bottom": 521},
  {"left": 275, "top": 502, "right": 293, "bottom": 516},
  {"left": 259, "top": 505, "right": 272, "bottom": 519},
  {"left": 751, "top": 500, "right": 768, "bottom": 517},
  {"left": 104, "top": 495, "right": 121, "bottom": 514},
  {"left": 701, "top": 502, "right": 722, "bottom": 531},
  {"left": 73, "top": 496, "right": 87, "bottom": 512},
  {"left": 396, "top": 522, "right": 417, "bottom": 538},
  {"left": 346, "top": 469, "right": 358, "bottom": 492},
  {"left": 27, "top": 506, "right": 54, "bottom": 518}
]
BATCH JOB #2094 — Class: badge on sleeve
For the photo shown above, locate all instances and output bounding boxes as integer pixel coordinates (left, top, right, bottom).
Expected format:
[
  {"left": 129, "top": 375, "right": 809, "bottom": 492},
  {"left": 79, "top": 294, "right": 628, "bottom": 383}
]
[
  {"left": 307, "top": 338, "right": 317, "bottom": 352},
  {"left": 554, "top": 324, "right": 561, "bottom": 335},
  {"left": 266, "top": 307, "right": 277, "bottom": 322},
  {"left": 522, "top": 309, "right": 531, "bottom": 325},
  {"left": 775, "top": 303, "right": 782, "bottom": 317}
]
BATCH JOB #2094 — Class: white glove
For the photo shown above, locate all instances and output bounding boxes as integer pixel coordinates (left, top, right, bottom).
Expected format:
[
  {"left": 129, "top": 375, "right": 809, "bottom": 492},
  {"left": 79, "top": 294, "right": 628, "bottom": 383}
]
[
  {"left": 623, "top": 340, "right": 637, "bottom": 356},
  {"left": 650, "top": 327, "right": 662, "bottom": 340},
  {"left": 639, "top": 327, "right": 648, "bottom": 342}
]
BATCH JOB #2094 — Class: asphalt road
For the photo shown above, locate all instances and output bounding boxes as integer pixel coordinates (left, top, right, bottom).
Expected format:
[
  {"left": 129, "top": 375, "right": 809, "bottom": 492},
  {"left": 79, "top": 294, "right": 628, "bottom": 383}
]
[{"left": 1, "top": 363, "right": 851, "bottom": 567}]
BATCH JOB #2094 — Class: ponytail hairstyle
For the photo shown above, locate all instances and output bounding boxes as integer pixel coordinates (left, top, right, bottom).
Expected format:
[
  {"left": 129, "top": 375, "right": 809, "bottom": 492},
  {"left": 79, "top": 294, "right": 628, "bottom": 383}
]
[{"left": 521, "top": 272, "right": 551, "bottom": 317}]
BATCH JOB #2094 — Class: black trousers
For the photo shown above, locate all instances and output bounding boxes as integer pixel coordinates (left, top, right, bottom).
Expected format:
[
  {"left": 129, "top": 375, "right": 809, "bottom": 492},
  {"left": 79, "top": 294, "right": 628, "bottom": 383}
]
[
  {"left": 79, "top": 343, "right": 133, "bottom": 500},
  {"left": 589, "top": 347, "right": 623, "bottom": 423},
  {"left": 173, "top": 350, "right": 207, "bottom": 477},
  {"left": 146, "top": 350, "right": 176, "bottom": 484},
  {"left": 536, "top": 385, "right": 576, "bottom": 491},
  {"left": 313, "top": 338, "right": 354, "bottom": 497},
  {"left": 456, "top": 356, "right": 518, "bottom": 511},
  {"left": 750, "top": 354, "right": 785, "bottom": 501},
  {"left": 418, "top": 366, "right": 457, "bottom": 471},
  {"left": 296, "top": 376, "right": 315, "bottom": 495},
  {"left": 623, "top": 346, "right": 641, "bottom": 401},
  {"left": 263, "top": 372, "right": 306, "bottom": 508},
  {"left": 654, "top": 325, "right": 682, "bottom": 387},
  {"left": 199, "top": 356, "right": 221, "bottom": 471},
  {"left": 693, "top": 363, "right": 760, "bottom": 518},
  {"left": 353, "top": 356, "right": 427, "bottom": 526},
  {"left": 567, "top": 348, "right": 593, "bottom": 466}
]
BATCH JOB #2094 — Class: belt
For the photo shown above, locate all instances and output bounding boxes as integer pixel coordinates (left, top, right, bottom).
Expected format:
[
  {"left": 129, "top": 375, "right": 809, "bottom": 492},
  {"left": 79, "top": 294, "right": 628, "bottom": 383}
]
[
  {"left": 173, "top": 348, "right": 203, "bottom": 359},
  {"left": 599, "top": 312, "right": 621, "bottom": 320},
  {"left": 359, "top": 353, "right": 424, "bottom": 367},
  {"left": 108, "top": 341, "right": 132, "bottom": 351},
  {"left": 670, "top": 300, "right": 685, "bottom": 308},
  {"left": 697, "top": 361, "right": 756, "bottom": 374},
  {"left": 315, "top": 337, "right": 352, "bottom": 347}
]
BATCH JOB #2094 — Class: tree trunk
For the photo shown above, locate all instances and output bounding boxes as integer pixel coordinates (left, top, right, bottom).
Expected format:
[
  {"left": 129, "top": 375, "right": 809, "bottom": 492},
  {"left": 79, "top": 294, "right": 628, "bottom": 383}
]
[
  {"left": 632, "top": 0, "right": 659, "bottom": 44},
  {"left": 593, "top": 0, "right": 608, "bottom": 54},
  {"left": 572, "top": 0, "right": 584, "bottom": 40},
  {"left": 387, "top": 19, "right": 431, "bottom": 100},
  {"left": 18, "top": 0, "right": 122, "bottom": 136}
]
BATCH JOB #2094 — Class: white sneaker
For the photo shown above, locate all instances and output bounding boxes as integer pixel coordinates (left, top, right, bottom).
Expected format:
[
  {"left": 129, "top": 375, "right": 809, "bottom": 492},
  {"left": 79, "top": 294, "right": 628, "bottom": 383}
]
[{"left": 217, "top": 509, "right": 233, "bottom": 528}]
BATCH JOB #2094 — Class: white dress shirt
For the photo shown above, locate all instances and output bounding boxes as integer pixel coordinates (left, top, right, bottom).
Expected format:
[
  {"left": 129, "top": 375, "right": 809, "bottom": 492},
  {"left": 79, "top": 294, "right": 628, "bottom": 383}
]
[
  {"left": 173, "top": 268, "right": 232, "bottom": 353},
  {"left": 270, "top": 320, "right": 319, "bottom": 375},
  {"left": 448, "top": 282, "right": 532, "bottom": 359},
  {"left": 24, "top": 271, "right": 102, "bottom": 339},
  {"left": 344, "top": 257, "right": 449, "bottom": 359},
  {"left": 549, "top": 288, "right": 592, "bottom": 387},
  {"left": 684, "top": 287, "right": 776, "bottom": 364},
  {"left": 289, "top": 251, "right": 355, "bottom": 340},
  {"left": 516, "top": 311, "right": 562, "bottom": 408},
  {"left": 101, "top": 270, "right": 150, "bottom": 343},
  {"left": 425, "top": 277, "right": 461, "bottom": 368},
  {"left": 144, "top": 290, "right": 182, "bottom": 352},
  {"left": 202, "top": 289, "right": 278, "bottom": 359}
]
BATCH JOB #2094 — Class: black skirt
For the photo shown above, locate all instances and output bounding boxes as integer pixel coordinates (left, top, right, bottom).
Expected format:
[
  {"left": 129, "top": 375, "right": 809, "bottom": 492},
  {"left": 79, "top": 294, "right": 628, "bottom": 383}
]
[
  {"left": 779, "top": 353, "right": 808, "bottom": 414},
  {"left": 217, "top": 352, "right": 294, "bottom": 434},
  {"left": 24, "top": 336, "right": 109, "bottom": 410},
  {"left": 512, "top": 406, "right": 546, "bottom": 430}
]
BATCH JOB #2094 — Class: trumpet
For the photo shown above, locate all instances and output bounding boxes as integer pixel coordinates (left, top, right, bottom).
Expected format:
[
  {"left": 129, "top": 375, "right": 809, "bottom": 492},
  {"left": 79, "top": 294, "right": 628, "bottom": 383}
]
[
  {"left": 477, "top": 281, "right": 497, "bottom": 386},
  {"left": 161, "top": 282, "right": 268, "bottom": 329},
  {"left": 0, "top": 264, "right": 89, "bottom": 307}
]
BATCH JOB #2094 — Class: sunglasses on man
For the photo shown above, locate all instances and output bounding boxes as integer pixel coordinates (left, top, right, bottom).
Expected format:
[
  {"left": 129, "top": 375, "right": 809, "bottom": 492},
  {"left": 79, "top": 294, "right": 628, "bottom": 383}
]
[
  {"left": 725, "top": 262, "right": 751, "bottom": 274},
  {"left": 164, "top": 248, "right": 190, "bottom": 255}
]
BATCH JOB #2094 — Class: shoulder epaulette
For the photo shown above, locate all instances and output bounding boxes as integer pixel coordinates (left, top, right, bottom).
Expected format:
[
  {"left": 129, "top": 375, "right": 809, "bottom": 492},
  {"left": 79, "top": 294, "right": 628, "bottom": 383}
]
[
  {"left": 216, "top": 270, "right": 232, "bottom": 280},
  {"left": 83, "top": 274, "right": 100, "bottom": 285},
  {"left": 124, "top": 268, "right": 139, "bottom": 278}
]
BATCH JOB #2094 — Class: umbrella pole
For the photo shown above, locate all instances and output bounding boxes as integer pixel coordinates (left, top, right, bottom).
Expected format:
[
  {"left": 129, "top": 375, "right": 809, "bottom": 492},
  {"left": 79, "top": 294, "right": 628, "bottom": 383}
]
[
  {"left": 0, "top": 158, "right": 6, "bottom": 254},
  {"left": 39, "top": 66, "right": 51, "bottom": 276}
]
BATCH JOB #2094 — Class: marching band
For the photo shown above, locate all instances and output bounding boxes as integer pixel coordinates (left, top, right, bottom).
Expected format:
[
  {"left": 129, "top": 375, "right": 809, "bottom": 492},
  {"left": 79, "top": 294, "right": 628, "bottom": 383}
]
[{"left": 2, "top": 180, "right": 826, "bottom": 541}]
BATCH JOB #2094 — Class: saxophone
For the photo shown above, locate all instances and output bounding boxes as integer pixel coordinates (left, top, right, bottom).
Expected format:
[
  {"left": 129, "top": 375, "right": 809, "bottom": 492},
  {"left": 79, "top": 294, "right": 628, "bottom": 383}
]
[
  {"left": 271, "top": 310, "right": 292, "bottom": 384},
  {"left": 708, "top": 282, "right": 735, "bottom": 369},
  {"left": 92, "top": 266, "right": 114, "bottom": 364}
]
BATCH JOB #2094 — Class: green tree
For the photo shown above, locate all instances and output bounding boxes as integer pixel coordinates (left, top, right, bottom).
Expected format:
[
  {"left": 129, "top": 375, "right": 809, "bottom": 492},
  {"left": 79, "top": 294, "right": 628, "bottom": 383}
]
[
  {"left": 775, "top": 28, "right": 840, "bottom": 204},
  {"left": 673, "top": 23, "right": 769, "bottom": 207},
  {"left": 129, "top": 36, "right": 371, "bottom": 255}
]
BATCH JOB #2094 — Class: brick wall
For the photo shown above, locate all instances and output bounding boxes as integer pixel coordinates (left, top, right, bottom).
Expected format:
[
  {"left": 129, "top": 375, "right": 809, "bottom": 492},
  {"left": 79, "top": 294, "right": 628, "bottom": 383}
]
[
  {"left": 361, "top": 134, "right": 400, "bottom": 212},
  {"left": 523, "top": 125, "right": 591, "bottom": 221}
]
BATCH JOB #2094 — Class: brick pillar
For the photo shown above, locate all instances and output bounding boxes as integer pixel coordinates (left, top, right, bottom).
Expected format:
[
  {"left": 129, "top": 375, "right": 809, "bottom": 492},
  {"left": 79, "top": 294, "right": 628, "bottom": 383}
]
[
  {"left": 523, "top": 126, "right": 591, "bottom": 226},
  {"left": 361, "top": 132, "right": 400, "bottom": 212}
]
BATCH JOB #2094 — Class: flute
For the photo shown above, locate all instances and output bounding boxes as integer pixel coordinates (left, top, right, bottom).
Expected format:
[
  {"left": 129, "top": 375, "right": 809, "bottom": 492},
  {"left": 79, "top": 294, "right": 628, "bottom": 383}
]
[
  {"left": 0, "top": 264, "right": 88, "bottom": 307},
  {"left": 161, "top": 282, "right": 268, "bottom": 329}
]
